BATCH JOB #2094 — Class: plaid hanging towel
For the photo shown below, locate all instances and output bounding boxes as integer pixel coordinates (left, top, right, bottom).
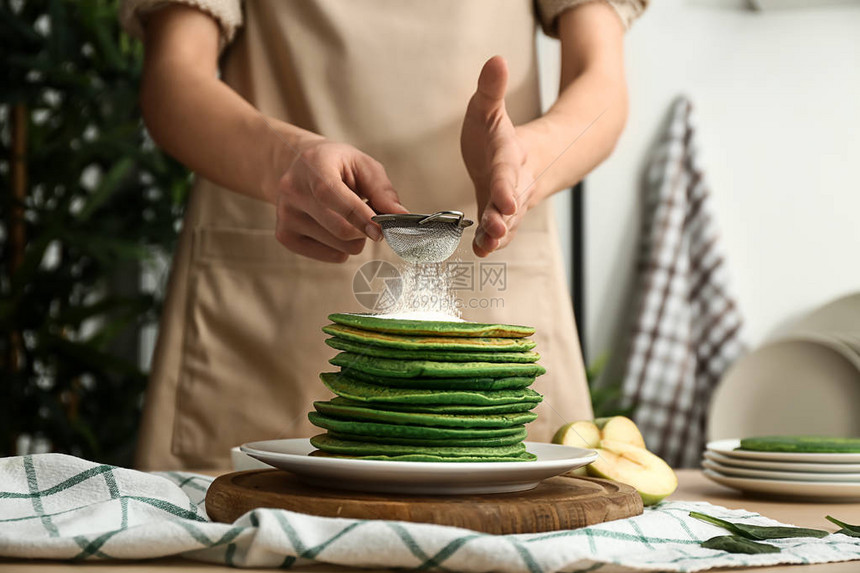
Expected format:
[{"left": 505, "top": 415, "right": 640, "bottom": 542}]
[{"left": 622, "top": 96, "right": 746, "bottom": 469}]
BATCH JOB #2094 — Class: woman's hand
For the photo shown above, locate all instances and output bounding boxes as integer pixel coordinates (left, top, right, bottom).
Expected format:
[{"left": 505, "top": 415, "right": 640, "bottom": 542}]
[
  {"left": 461, "top": 3, "right": 629, "bottom": 258},
  {"left": 461, "top": 56, "right": 536, "bottom": 258},
  {"left": 140, "top": 5, "right": 408, "bottom": 264},
  {"left": 271, "top": 139, "right": 408, "bottom": 263}
]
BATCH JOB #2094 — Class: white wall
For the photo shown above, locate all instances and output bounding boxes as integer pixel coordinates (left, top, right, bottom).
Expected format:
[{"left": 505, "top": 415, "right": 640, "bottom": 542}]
[{"left": 541, "top": 1, "right": 860, "bottom": 363}]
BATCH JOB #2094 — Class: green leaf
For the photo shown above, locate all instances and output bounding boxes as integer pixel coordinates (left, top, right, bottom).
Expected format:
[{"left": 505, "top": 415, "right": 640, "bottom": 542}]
[
  {"left": 42, "top": 334, "right": 142, "bottom": 379},
  {"left": 77, "top": 157, "right": 135, "bottom": 221},
  {"left": 826, "top": 516, "right": 860, "bottom": 538},
  {"left": 53, "top": 296, "right": 149, "bottom": 329},
  {"left": 690, "top": 512, "right": 829, "bottom": 540},
  {"left": 9, "top": 233, "right": 57, "bottom": 293},
  {"left": 834, "top": 529, "right": 860, "bottom": 538},
  {"left": 91, "top": 18, "right": 124, "bottom": 71},
  {"left": 701, "top": 535, "right": 781, "bottom": 555},
  {"left": 48, "top": 0, "right": 70, "bottom": 62}
]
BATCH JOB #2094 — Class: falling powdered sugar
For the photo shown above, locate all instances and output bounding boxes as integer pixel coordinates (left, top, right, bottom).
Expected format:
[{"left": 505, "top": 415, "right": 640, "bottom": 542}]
[{"left": 378, "top": 262, "right": 462, "bottom": 322}]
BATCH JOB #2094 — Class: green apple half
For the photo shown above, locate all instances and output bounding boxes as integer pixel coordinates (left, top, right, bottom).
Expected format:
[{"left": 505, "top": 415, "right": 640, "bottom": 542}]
[
  {"left": 552, "top": 417, "right": 676, "bottom": 505},
  {"left": 594, "top": 416, "right": 646, "bottom": 448},
  {"left": 586, "top": 440, "right": 678, "bottom": 506},
  {"left": 552, "top": 416, "right": 646, "bottom": 477},
  {"left": 552, "top": 416, "right": 645, "bottom": 449}
]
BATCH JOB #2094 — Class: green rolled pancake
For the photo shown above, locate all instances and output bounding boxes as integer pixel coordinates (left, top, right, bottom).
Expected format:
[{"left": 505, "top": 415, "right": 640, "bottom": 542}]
[
  {"left": 322, "top": 324, "right": 537, "bottom": 352},
  {"left": 310, "top": 434, "right": 527, "bottom": 458},
  {"left": 340, "top": 368, "right": 534, "bottom": 390},
  {"left": 330, "top": 352, "right": 546, "bottom": 379},
  {"left": 739, "top": 436, "right": 860, "bottom": 453},
  {"left": 328, "top": 313, "right": 535, "bottom": 338},
  {"left": 321, "top": 372, "right": 543, "bottom": 406},
  {"left": 329, "top": 396, "right": 537, "bottom": 415},
  {"left": 308, "top": 411, "right": 525, "bottom": 440},
  {"left": 326, "top": 430, "right": 528, "bottom": 447},
  {"left": 314, "top": 399, "right": 537, "bottom": 428},
  {"left": 309, "top": 450, "right": 538, "bottom": 462},
  {"left": 325, "top": 337, "right": 540, "bottom": 363}
]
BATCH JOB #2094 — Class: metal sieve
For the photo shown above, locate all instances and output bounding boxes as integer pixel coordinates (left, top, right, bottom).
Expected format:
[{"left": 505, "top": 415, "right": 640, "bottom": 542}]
[{"left": 371, "top": 210, "right": 474, "bottom": 264}]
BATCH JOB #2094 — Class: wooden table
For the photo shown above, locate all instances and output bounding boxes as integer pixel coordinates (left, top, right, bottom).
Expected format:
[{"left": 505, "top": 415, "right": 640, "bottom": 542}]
[{"left": 2, "top": 469, "right": 858, "bottom": 573}]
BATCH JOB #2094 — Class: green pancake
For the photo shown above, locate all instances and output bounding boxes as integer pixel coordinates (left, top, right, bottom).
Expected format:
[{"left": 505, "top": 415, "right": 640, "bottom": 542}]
[
  {"left": 326, "top": 430, "right": 528, "bottom": 447},
  {"left": 321, "top": 372, "right": 543, "bottom": 406},
  {"left": 330, "top": 352, "right": 546, "bottom": 379},
  {"left": 309, "top": 450, "right": 538, "bottom": 462},
  {"left": 322, "top": 324, "right": 537, "bottom": 352},
  {"left": 738, "top": 436, "right": 860, "bottom": 453},
  {"left": 325, "top": 337, "right": 540, "bottom": 363},
  {"left": 329, "top": 396, "right": 537, "bottom": 415},
  {"left": 308, "top": 412, "right": 525, "bottom": 440},
  {"left": 314, "top": 400, "right": 537, "bottom": 428},
  {"left": 310, "top": 434, "right": 528, "bottom": 458},
  {"left": 328, "top": 313, "right": 535, "bottom": 338},
  {"left": 340, "top": 368, "right": 534, "bottom": 390}
]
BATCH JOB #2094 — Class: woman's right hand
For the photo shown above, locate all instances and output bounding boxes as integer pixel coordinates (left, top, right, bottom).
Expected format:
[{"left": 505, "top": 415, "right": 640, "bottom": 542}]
[
  {"left": 271, "top": 139, "right": 408, "bottom": 263},
  {"left": 138, "top": 5, "right": 406, "bottom": 263}
]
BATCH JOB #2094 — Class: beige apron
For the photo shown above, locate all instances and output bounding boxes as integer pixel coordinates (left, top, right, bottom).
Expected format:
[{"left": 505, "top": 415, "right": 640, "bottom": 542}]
[{"left": 135, "top": 0, "right": 592, "bottom": 470}]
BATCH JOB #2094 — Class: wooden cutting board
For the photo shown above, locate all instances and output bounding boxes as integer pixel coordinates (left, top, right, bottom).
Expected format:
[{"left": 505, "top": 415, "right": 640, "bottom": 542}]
[{"left": 206, "top": 470, "right": 643, "bottom": 534}]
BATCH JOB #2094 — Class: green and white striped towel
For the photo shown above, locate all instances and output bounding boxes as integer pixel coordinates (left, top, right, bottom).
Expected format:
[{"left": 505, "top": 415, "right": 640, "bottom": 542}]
[{"left": 1, "top": 454, "right": 859, "bottom": 572}]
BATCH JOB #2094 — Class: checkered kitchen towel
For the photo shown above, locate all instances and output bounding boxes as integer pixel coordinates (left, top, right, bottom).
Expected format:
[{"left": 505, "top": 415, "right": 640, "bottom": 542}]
[
  {"left": 622, "top": 96, "right": 746, "bottom": 469},
  {"left": 3, "top": 454, "right": 860, "bottom": 572}
]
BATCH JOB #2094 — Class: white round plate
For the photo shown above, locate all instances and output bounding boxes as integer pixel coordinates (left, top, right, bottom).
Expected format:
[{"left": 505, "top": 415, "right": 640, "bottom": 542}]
[
  {"left": 702, "top": 459, "right": 860, "bottom": 483},
  {"left": 240, "top": 439, "right": 598, "bottom": 495},
  {"left": 707, "top": 339, "right": 860, "bottom": 441},
  {"left": 703, "top": 450, "right": 860, "bottom": 473},
  {"left": 707, "top": 439, "right": 860, "bottom": 463},
  {"left": 703, "top": 469, "right": 860, "bottom": 501}
]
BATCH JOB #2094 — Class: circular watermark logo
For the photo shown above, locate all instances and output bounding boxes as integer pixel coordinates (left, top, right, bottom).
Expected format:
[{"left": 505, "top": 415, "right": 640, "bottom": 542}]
[{"left": 353, "top": 260, "right": 403, "bottom": 311}]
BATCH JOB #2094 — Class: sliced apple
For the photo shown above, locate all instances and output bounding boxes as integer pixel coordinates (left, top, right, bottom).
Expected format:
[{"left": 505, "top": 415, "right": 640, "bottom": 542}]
[
  {"left": 593, "top": 416, "right": 646, "bottom": 448},
  {"left": 586, "top": 440, "right": 677, "bottom": 506},
  {"left": 552, "top": 420, "right": 601, "bottom": 449}
]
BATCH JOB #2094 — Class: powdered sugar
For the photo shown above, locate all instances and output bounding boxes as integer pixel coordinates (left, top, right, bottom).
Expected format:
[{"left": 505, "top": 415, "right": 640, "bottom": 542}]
[
  {"left": 375, "top": 310, "right": 464, "bottom": 322},
  {"left": 377, "top": 262, "right": 462, "bottom": 321}
]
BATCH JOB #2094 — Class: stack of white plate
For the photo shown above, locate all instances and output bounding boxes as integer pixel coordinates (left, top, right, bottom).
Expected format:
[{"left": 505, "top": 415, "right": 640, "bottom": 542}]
[{"left": 703, "top": 439, "right": 860, "bottom": 501}]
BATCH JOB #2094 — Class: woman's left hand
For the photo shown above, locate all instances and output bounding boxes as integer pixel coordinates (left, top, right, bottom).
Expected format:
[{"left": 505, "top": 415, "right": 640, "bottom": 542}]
[{"left": 461, "top": 56, "right": 536, "bottom": 257}]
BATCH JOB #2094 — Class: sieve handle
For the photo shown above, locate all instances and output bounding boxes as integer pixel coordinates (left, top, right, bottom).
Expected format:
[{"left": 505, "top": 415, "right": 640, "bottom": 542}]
[{"left": 419, "top": 211, "right": 465, "bottom": 226}]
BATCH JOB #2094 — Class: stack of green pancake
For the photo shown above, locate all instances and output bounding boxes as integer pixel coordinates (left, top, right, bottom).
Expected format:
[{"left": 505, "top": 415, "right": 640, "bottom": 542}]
[{"left": 308, "top": 313, "right": 545, "bottom": 462}]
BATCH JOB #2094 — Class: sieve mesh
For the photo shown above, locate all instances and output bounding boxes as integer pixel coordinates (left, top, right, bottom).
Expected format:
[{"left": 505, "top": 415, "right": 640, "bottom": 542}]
[{"left": 372, "top": 211, "right": 473, "bottom": 264}]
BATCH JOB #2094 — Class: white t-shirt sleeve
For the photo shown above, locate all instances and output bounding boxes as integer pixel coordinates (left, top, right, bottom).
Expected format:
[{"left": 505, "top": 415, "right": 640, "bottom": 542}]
[{"left": 119, "top": 0, "right": 243, "bottom": 50}]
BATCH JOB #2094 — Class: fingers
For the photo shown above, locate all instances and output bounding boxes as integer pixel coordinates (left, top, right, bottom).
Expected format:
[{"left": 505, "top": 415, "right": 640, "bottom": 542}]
[
  {"left": 465, "top": 56, "right": 510, "bottom": 136},
  {"left": 464, "top": 57, "right": 532, "bottom": 258},
  {"left": 473, "top": 220, "right": 519, "bottom": 258},
  {"left": 279, "top": 204, "right": 367, "bottom": 255},
  {"left": 353, "top": 155, "right": 409, "bottom": 215},
  {"left": 473, "top": 227, "right": 498, "bottom": 258},
  {"left": 481, "top": 142, "right": 526, "bottom": 239},
  {"left": 471, "top": 56, "right": 521, "bottom": 219},
  {"left": 474, "top": 206, "right": 507, "bottom": 256},
  {"left": 275, "top": 224, "right": 350, "bottom": 264},
  {"left": 476, "top": 56, "right": 509, "bottom": 107},
  {"left": 474, "top": 192, "right": 529, "bottom": 257},
  {"left": 302, "top": 176, "right": 382, "bottom": 241},
  {"left": 489, "top": 155, "right": 519, "bottom": 218},
  {"left": 277, "top": 141, "right": 408, "bottom": 262},
  {"left": 481, "top": 204, "right": 508, "bottom": 241}
]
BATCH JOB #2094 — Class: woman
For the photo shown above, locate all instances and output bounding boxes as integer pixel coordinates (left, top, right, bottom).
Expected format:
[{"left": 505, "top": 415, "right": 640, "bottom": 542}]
[{"left": 121, "top": 0, "right": 645, "bottom": 470}]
